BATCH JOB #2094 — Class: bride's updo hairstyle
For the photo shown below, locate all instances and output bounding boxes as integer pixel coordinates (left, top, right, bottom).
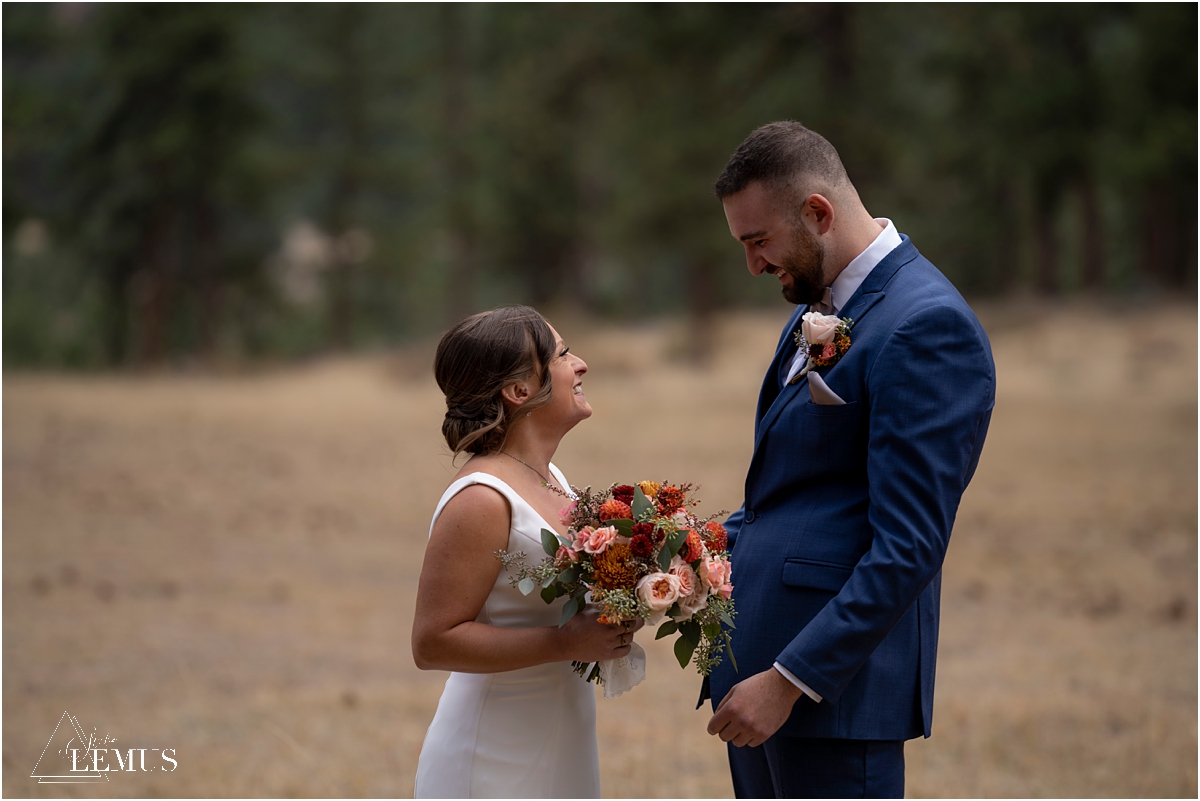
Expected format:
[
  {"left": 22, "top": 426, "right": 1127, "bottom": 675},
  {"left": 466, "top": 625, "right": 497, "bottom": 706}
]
[{"left": 434, "top": 306, "right": 557, "bottom": 456}]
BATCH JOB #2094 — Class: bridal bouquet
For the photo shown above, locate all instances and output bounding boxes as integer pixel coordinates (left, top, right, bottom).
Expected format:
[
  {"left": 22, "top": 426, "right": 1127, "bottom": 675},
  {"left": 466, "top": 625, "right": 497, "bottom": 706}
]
[{"left": 497, "top": 481, "right": 737, "bottom": 697}]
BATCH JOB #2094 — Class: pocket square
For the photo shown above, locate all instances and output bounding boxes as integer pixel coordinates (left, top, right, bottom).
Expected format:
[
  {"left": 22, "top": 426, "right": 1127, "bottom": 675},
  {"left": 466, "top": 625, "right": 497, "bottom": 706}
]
[{"left": 807, "top": 372, "right": 846, "bottom": 405}]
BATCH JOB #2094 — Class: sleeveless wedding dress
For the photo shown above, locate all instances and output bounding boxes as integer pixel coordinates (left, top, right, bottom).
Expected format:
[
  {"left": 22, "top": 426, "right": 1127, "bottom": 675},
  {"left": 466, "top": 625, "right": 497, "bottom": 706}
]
[{"left": 414, "top": 464, "right": 601, "bottom": 798}]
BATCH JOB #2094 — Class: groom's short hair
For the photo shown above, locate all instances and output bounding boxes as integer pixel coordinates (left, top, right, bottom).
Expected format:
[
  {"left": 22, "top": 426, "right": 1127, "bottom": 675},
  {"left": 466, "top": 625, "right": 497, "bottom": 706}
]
[{"left": 713, "top": 121, "right": 851, "bottom": 205}]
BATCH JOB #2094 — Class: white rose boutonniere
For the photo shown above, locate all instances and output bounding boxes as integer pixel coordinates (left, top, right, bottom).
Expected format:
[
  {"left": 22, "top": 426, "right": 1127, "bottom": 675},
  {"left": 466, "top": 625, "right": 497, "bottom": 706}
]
[{"left": 793, "top": 312, "right": 853, "bottom": 380}]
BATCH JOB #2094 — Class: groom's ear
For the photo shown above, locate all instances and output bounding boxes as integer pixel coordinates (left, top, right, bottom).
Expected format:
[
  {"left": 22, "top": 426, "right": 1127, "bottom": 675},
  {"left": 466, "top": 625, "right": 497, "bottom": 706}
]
[{"left": 801, "top": 193, "right": 836, "bottom": 235}]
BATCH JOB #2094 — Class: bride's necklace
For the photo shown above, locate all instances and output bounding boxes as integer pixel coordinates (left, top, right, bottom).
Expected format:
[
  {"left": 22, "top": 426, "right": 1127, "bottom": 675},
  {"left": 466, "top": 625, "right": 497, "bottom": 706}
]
[{"left": 499, "top": 450, "right": 557, "bottom": 489}]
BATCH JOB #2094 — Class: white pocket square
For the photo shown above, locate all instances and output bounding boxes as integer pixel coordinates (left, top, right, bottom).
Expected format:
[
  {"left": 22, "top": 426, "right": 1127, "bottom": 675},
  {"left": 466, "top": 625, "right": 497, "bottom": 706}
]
[{"left": 807, "top": 372, "right": 846, "bottom": 405}]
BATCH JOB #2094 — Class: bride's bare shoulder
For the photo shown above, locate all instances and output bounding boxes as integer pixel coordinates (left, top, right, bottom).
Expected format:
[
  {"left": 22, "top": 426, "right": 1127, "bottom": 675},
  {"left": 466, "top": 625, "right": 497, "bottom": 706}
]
[{"left": 432, "top": 477, "right": 512, "bottom": 549}]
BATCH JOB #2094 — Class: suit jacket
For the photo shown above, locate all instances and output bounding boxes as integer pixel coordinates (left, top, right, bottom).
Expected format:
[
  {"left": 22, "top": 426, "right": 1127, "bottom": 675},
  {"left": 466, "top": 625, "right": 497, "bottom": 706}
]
[{"left": 705, "top": 235, "right": 995, "bottom": 741}]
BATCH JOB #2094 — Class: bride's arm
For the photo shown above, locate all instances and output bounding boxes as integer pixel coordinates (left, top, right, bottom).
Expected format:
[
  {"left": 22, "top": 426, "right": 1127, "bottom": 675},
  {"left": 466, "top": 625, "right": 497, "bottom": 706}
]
[{"left": 412, "top": 484, "right": 635, "bottom": 673}]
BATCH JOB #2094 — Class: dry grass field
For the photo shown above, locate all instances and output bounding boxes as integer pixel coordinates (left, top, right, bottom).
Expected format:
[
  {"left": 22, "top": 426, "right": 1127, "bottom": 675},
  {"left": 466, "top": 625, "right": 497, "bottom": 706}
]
[{"left": 4, "top": 299, "right": 1196, "bottom": 798}]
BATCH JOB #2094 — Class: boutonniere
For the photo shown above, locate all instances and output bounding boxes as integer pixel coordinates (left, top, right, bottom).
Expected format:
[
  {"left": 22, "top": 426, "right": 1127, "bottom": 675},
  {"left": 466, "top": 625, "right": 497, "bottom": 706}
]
[{"left": 792, "top": 312, "right": 853, "bottom": 381}]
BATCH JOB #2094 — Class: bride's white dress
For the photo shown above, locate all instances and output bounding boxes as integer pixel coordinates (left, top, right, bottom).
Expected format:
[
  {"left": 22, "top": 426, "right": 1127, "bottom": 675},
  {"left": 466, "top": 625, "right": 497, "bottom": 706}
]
[{"left": 414, "top": 464, "right": 601, "bottom": 799}]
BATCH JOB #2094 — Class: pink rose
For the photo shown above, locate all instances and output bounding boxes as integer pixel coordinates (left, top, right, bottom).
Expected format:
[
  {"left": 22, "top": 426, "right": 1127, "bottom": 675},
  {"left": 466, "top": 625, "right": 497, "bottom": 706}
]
[
  {"left": 555, "top": 545, "right": 578, "bottom": 565},
  {"left": 821, "top": 342, "right": 836, "bottom": 360},
  {"left": 699, "top": 554, "right": 732, "bottom": 593},
  {"left": 801, "top": 311, "right": 840, "bottom": 346},
  {"left": 718, "top": 583, "right": 733, "bottom": 599},
  {"left": 670, "top": 556, "right": 708, "bottom": 619},
  {"left": 571, "top": 525, "right": 595, "bottom": 552},
  {"left": 636, "top": 571, "right": 683, "bottom": 622},
  {"left": 558, "top": 500, "right": 578, "bottom": 527},
  {"left": 582, "top": 525, "right": 618, "bottom": 555}
]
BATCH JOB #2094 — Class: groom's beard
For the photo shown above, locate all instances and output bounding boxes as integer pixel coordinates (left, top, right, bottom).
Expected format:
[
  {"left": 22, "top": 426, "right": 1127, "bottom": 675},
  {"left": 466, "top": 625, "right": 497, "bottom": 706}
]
[{"left": 774, "top": 222, "right": 827, "bottom": 306}]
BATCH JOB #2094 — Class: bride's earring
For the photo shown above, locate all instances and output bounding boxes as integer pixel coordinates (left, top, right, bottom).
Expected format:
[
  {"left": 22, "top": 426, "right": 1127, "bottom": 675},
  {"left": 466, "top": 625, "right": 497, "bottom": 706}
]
[{"left": 526, "top": 411, "right": 532, "bottom": 417}]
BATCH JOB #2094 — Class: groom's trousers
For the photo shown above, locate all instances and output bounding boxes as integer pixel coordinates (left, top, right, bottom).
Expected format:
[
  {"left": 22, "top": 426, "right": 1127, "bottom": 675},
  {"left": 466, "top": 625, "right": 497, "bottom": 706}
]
[{"left": 727, "top": 736, "right": 904, "bottom": 799}]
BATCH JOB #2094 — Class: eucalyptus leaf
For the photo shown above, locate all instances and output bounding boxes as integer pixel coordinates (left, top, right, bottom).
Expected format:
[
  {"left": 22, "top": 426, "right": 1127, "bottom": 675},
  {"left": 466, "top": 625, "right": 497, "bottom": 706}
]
[
  {"left": 560, "top": 596, "right": 580, "bottom": 627},
  {"left": 540, "top": 585, "right": 558, "bottom": 604},
  {"left": 680, "top": 620, "right": 701, "bottom": 646},
  {"left": 726, "top": 641, "right": 739, "bottom": 673},
  {"left": 518, "top": 577, "right": 535, "bottom": 596},
  {"left": 556, "top": 533, "right": 573, "bottom": 548},
  {"left": 632, "top": 486, "right": 654, "bottom": 519},
  {"left": 609, "top": 518, "right": 633, "bottom": 537},
  {"left": 540, "top": 528, "right": 559, "bottom": 557},
  {"left": 674, "top": 634, "right": 697, "bottom": 668},
  {"left": 541, "top": 573, "right": 556, "bottom": 588},
  {"left": 666, "top": 602, "right": 681, "bottom": 618},
  {"left": 655, "top": 620, "right": 678, "bottom": 640},
  {"left": 657, "top": 543, "right": 672, "bottom": 572},
  {"left": 720, "top": 612, "right": 737, "bottom": 629},
  {"left": 703, "top": 622, "right": 721, "bottom": 640},
  {"left": 557, "top": 566, "right": 580, "bottom": 584},
  {"left": 667, "top": 528, "right": 689, "bottom": 558}
]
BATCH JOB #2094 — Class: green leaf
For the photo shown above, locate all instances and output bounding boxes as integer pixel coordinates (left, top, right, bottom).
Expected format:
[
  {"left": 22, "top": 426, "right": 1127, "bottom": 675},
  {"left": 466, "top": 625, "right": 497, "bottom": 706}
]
[
  {"left": 540, "top": 584, "right": 558, "bottom": 604},
  {"left": 556, "top": 533, "right": 573, "bottom": 548},
  {"left": 541, "top": 572, "right": 556, "bottom": 588},
  {"left": 655, "top": 620, "right": 678, "bottom": 640},
  {"left": 540, "top": 528, "right": 560, "bottom": 557},
  {"left": 609, "top": 518, "right": 633, "bottom": 537},
  {"left": 657, "top": 543, "right": 672, "bottom": 572},
  {"left": 560, "top": 596, "right": 581, "bottom": 627},
  {"left": 557, "top": 566, "right": 580, "bottom": 584},
  {"left": 680, "top": 620, "right": 701, "bottom": 646},
  {"left": 703, "top": 622, "right": 721, "bottom": 641},
  {"left": 518, "top": 577, "right": 535, "bottom": 596},
  {"left": 674, "top": 634, "right": 697, "bottom": 668},
  {"left": 720, "top": 612, "right": 736, "bottom": 629},
  {"left": 665, "top": 602, "right": 681, "bottom": 618},
  {"left": 632, "top": 486, "right": 654, "bottom": 520},
  {"left": 667, "top": 528, "right": 689, "bottom": 558},
  {"left": 726, "top": 640, "right": 739, "bottom": 673}
]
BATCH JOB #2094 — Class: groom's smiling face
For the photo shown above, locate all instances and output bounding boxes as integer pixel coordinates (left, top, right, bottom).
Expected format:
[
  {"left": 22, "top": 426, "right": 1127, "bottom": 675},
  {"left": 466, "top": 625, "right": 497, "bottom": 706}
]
[{"left": 723, "top": 181, "right": 827, "bottom": 306}]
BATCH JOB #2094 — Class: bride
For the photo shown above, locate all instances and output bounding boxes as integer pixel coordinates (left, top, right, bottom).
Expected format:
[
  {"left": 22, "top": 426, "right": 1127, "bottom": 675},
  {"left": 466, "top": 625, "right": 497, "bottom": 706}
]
[{"left": 412, "top": 305, "right": 644, "bottom": 798}]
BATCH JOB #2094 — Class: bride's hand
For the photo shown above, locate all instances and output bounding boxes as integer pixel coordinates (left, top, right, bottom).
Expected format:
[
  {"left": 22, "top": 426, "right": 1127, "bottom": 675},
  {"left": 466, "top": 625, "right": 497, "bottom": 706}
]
[{"left": 559, "top": 606, "right": 645, "bottom": 663}]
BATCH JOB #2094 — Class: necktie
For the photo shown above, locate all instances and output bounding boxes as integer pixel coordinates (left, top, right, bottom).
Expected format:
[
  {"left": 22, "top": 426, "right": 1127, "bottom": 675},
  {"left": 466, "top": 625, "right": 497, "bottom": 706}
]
[{"left": 812, "top": 287, "right": 836, "bottom": 317}]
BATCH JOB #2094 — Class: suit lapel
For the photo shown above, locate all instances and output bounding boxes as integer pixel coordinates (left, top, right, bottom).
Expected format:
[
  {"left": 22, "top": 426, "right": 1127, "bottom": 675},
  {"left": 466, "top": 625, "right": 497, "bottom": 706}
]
[
  {"left": 754, "top": 305, "right": 806, "bottom": 442},
  {"left": 750, "top": 236, "right": 921, "bottom": 453}
]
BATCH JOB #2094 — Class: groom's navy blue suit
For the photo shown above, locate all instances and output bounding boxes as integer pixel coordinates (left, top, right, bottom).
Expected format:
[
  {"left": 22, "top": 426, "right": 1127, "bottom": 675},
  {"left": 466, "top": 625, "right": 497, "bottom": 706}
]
[{"left": 705, "top": 236, "right": 995, "bottom": 797}]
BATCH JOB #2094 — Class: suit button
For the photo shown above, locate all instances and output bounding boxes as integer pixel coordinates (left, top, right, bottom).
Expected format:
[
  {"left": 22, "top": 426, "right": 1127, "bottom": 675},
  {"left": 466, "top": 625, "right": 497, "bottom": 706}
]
[{"left": 745, "top": 510, "right": 756, "bottom": 523}]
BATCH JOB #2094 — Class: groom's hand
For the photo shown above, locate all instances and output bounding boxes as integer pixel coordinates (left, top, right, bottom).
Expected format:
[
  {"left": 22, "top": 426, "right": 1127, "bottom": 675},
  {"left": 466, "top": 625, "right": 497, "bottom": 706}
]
[{"left": 706, "top": 668, "right": 804, "bottom": 748}]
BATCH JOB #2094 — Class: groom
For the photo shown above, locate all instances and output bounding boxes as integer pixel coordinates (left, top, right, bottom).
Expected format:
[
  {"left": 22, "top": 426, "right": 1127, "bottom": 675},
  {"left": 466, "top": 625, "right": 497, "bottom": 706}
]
[{"left": 700, "top": 121, "right": 996, "bottom": 798}]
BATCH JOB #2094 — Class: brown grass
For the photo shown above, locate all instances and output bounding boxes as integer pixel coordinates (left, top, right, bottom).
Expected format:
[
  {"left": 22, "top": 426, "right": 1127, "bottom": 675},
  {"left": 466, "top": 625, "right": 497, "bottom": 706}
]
[{"left": 4, "top": 299, "right": 1195, "bottom": 798}]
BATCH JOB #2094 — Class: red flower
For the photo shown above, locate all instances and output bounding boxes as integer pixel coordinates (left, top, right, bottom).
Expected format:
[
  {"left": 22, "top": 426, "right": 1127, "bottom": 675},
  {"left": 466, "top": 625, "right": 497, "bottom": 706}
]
[
  {"left": 630, "top": 533, "right": 654, "bottom": 558},
  {"left": 598, "top": 499, "right": 633, "bottom": 522},
  {"left": 655, "top": 485, "right": 686, "bottom": 516},
  {"left": 631, "top": 522, "right": 654, "bottom": 537},
  {"left": 680, "top": 529, "right": 704, "bottom": 562},
  {"left": 612, "top": 484, "right": 636, "bottom": 505},
  {"left": 702, "top": 521, "right": 728, "bottom": 552}
]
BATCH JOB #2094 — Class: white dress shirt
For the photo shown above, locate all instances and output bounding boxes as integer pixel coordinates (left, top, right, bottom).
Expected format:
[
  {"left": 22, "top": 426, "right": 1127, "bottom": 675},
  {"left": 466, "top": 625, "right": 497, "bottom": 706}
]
[
  {"left": 784, "top": 218, "right": 902, "bottom": 385},
  {"left": 774, "top": 217, "right": 902, "bottom": 703}
]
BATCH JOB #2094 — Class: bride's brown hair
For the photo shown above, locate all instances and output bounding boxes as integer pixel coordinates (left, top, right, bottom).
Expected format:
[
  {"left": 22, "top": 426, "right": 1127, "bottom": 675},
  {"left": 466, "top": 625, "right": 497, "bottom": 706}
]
[{"left": 434, "top": 306, "right": 557, "bottom": 456}]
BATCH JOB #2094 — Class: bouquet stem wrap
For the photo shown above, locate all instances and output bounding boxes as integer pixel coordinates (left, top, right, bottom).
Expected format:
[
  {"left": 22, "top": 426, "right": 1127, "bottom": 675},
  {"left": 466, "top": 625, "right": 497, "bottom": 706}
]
[{"left": 597, "top": 642, "right": 646, "bottom": 699}]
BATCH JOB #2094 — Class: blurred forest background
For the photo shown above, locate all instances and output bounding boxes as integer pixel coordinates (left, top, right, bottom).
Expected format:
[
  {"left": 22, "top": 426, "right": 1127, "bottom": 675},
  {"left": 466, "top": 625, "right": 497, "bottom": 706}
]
[{"left": 4, "top": 2, "right": 1197, "bottom": 369}]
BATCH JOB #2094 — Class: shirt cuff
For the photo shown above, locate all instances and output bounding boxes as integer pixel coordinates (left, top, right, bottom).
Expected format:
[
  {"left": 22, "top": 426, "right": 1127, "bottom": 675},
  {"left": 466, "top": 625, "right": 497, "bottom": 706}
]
[{"left": 773, "top": 662, "right": 823, "bottom": 703}]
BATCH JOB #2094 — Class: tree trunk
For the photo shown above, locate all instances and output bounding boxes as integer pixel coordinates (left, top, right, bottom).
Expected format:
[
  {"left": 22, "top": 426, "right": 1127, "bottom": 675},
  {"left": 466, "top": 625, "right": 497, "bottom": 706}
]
[
  {"left": 1078, "top": 173, "right": 1105, "bottom": 290},
  {"left": 137, "top": 193, "right": 176, "bottom": 365},
  {"left": 194, "top": 194, "right": 222, "bottom": 360},
  {"left": 441, "top": 4, "right": 475, "bottom": 323},
  {"left": 327, "top": 5, "right": 366, "bottom": 349}
]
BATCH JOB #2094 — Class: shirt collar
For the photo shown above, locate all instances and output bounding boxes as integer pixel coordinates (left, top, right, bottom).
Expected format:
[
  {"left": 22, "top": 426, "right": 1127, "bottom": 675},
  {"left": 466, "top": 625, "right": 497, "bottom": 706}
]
[{"left": 828, "top": 218, "right": 901, "bottom": 315}]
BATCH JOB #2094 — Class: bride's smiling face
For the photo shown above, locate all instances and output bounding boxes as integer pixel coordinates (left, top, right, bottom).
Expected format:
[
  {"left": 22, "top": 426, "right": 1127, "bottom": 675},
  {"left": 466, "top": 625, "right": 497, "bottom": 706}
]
[{"left": 541, "top": 323, "right": 591, "bottom": 426}]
